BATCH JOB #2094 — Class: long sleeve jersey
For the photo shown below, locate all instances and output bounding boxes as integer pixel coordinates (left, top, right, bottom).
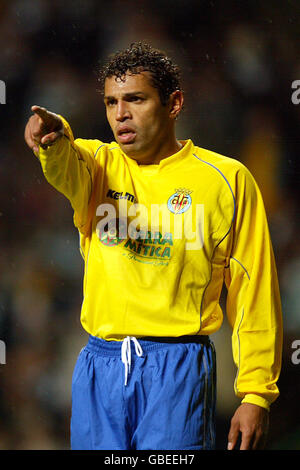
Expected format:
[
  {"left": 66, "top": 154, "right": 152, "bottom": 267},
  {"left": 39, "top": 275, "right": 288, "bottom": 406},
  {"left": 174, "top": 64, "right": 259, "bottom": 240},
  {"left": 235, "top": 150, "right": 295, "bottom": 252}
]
[{"left": 35, "top": 116, "right": 283, "bottom": 410}]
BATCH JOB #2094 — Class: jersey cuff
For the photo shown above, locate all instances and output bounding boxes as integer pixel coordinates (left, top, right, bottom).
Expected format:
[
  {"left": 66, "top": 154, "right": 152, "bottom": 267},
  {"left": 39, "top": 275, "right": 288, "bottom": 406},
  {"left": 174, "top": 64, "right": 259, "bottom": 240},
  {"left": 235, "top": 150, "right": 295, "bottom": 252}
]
[{"left": 241, "top": 394, "right": 270, "bottom": 411}]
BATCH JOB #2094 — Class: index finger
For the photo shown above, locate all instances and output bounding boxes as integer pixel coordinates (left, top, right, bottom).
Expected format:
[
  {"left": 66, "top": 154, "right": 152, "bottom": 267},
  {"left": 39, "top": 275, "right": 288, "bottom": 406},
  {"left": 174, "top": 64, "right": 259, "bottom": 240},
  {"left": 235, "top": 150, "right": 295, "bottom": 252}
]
[{"left": 31, "top": 105, "right": 50, "bottom": 121}]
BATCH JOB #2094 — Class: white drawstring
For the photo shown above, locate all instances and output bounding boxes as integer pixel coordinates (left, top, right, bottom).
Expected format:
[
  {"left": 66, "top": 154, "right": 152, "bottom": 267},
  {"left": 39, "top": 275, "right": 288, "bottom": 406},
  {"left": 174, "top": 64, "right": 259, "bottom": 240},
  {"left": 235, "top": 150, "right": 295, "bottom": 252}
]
[{"left": 121, "top": 336, "right": 143, "bottom": 386}]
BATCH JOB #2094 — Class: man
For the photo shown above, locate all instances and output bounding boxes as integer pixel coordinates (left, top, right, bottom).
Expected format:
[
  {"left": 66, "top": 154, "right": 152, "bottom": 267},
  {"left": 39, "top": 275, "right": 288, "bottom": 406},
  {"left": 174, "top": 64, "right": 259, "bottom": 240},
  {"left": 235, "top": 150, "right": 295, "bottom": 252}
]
[{"left": 24, "top": 42, "right": 282, "bottom": 450}]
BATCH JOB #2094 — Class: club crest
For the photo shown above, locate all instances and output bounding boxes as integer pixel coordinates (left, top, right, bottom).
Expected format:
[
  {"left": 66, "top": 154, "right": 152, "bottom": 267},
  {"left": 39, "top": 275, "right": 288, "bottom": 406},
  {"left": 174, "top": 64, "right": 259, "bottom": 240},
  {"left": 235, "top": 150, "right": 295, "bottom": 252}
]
[{"left": 167, "top": 188, "right": 192, "bottom": 214}]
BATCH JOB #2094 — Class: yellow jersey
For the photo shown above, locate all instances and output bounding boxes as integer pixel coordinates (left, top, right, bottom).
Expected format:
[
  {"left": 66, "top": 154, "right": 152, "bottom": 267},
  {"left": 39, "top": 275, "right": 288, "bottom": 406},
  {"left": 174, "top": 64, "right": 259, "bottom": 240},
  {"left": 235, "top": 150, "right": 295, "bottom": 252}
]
[{"left": 35, "top": 116, "right": 283, "bottom": 410}]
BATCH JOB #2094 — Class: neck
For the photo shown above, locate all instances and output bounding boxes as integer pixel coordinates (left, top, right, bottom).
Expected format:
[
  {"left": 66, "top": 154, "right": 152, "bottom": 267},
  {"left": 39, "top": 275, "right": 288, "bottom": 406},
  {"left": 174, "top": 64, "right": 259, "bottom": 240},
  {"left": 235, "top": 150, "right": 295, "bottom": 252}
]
[{"left": 137, "top": 137, "right": 182, "bottom": 166}]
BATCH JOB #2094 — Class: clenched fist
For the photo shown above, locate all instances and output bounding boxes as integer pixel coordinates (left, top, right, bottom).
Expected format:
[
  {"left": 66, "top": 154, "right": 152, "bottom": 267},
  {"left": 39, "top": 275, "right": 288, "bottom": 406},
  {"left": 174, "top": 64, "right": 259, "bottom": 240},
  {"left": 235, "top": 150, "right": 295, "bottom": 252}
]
[{"left": 24, "top": 105, "right": 64, "bottom": 153}]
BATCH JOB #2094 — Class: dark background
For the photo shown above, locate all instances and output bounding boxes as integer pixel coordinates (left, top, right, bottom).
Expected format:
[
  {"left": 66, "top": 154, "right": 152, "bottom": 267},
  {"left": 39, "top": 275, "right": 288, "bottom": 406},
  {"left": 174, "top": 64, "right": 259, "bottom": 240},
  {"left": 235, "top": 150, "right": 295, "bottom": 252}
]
[{"left": 0, "top": 0, "right": 299, "bottom": 449}]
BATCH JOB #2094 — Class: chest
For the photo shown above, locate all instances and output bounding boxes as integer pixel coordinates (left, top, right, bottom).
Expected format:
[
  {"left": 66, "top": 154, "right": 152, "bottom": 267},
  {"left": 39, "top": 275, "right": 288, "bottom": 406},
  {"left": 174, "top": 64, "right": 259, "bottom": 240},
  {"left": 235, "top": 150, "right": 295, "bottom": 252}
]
[{"left": 92, "top": 162, "right": 234, "bottom": 257}]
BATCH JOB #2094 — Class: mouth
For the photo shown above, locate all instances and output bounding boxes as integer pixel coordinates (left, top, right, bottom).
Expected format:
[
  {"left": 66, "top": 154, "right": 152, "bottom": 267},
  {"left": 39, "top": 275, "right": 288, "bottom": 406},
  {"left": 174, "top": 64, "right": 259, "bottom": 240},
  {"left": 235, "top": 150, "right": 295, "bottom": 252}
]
[{"left": 117, "top": 126, "right": 137, "bottom": 144}]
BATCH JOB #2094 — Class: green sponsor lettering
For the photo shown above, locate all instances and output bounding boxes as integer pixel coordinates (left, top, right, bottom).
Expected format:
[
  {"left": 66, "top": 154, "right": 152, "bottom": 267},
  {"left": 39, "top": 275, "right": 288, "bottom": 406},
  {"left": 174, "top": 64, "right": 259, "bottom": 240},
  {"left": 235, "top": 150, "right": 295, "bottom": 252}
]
[
  {"left": 124, "top": 239, "right": 137, "bottom": 251},
  {"left": 161, "top": 247, "right": 171, "bottom": 258},
  {"left": 161, "top": 232, "right": 173, "bottom": 245},
  {"left": 155, "top": 246, "right": 161, "bottom": 257}
]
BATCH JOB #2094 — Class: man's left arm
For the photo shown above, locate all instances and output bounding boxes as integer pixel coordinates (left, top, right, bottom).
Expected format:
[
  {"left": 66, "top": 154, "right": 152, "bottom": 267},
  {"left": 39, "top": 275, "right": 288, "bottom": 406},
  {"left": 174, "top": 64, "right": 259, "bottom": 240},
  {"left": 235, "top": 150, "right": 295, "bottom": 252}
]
[{"left": 224, "top": 165, "right": 283, "bottom": 450}]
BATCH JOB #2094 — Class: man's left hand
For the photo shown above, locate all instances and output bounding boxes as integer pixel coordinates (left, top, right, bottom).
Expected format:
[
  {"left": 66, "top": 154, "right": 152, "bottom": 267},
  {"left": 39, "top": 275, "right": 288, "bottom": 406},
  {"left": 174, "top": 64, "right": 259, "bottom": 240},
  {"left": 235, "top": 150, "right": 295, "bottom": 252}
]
[{"left": 227, "top": 403, "right": 269, "bottom": 450}]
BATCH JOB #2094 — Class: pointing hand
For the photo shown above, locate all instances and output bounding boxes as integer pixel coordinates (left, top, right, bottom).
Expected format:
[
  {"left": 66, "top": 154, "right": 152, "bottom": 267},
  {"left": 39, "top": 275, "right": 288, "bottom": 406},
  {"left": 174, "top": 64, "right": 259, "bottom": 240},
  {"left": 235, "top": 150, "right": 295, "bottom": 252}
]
[{"left": 24, "top": 105, "right": 64, "bottom": 153}]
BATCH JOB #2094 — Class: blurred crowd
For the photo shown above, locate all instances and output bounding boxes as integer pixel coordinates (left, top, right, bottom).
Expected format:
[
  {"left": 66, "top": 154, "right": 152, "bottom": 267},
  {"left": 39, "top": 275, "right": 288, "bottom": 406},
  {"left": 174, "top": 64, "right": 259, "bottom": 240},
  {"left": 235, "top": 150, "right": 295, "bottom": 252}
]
[{"left": 0, "top": 0, "right": 299, "bottom": 449}]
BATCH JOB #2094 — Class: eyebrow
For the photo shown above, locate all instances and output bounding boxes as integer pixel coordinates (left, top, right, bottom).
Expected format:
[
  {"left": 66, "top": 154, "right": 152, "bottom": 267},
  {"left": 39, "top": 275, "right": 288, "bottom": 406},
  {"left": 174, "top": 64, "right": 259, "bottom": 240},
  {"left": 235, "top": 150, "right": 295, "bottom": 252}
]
[{"left": 104, "top": 91, "right": 146, "bottom": 100}]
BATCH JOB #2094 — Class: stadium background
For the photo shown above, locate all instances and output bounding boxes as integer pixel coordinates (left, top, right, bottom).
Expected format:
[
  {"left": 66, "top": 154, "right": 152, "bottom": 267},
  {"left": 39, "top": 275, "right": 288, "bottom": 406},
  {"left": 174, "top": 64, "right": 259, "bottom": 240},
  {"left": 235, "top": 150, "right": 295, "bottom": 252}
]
[{"left": 0, "top": 0, "right": 299, "bottom": 450}]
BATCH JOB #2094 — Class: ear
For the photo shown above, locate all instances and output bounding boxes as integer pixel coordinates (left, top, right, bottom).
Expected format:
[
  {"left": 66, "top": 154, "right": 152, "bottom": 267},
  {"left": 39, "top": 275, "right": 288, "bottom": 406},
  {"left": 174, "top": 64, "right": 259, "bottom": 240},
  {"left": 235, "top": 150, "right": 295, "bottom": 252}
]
[{"left": 169, "top": 90, "right": 184, "bottom": 120}]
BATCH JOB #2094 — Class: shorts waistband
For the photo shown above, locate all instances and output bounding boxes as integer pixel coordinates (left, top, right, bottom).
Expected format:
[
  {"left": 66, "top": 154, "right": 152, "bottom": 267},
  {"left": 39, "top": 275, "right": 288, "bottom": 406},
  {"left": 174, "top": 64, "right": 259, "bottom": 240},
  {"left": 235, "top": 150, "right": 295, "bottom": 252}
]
[{"left": 85, "top": 334, "right": 210, "bottom": 357}]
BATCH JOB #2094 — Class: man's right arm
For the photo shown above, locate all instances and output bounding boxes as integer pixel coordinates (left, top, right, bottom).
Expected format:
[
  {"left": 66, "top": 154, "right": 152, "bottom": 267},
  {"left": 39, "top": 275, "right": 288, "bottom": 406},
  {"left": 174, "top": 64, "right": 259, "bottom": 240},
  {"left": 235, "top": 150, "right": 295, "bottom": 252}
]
[{"left": 25, "top": 105, "right": 99, "bottom": 231}]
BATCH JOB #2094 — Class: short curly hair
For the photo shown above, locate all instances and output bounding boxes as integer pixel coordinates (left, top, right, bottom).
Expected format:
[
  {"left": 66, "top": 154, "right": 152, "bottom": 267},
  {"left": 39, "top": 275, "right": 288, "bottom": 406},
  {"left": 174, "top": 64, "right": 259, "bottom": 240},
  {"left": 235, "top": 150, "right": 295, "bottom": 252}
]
[{"left": 98, "top": 42, "right": 182, "bottom": 106}]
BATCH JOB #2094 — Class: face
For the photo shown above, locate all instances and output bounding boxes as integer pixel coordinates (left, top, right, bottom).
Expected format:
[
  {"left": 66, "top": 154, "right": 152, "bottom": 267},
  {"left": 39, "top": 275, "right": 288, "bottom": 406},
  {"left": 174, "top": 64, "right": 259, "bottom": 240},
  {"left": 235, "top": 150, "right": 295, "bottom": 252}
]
[{"left": 104, "top": 71, "right": 182, "bottom": 164}]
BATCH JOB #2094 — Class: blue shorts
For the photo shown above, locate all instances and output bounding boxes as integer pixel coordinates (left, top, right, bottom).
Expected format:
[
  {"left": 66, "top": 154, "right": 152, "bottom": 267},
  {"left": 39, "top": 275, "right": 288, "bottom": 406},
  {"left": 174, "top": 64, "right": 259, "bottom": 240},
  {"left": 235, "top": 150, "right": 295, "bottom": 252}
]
[{"left": 71, "top": 335, "right": 216, "bottom": 450}]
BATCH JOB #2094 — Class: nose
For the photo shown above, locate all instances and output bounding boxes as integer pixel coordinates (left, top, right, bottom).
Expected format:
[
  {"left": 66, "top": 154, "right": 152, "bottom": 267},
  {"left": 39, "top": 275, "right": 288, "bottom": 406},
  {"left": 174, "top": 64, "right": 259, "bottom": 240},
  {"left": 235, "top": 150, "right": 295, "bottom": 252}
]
[{"left": 116, "top": 101, "right": 131, "bottom": 122}]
